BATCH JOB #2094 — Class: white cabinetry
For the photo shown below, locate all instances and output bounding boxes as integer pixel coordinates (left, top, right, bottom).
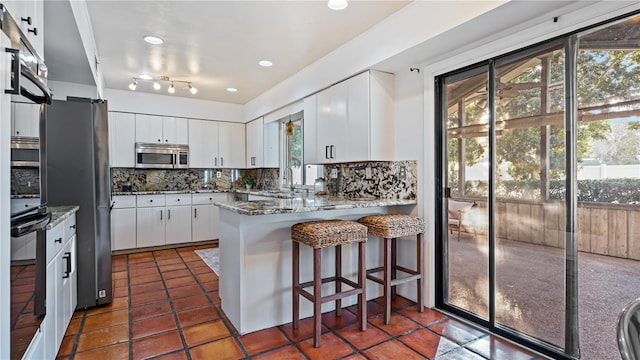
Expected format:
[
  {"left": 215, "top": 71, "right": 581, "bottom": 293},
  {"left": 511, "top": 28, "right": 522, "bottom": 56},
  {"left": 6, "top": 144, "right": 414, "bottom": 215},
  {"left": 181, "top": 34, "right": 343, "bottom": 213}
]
[
  {"left": 192, "top": 193, "right": 226, "bottom": 242},
  {"left": 136, "top": 194, "right": 192, "bottom": 248},
  {"left": 189, "top": 120, "right": 244, "bottom": 168},
  {"left": 110, "top": 196, "right": 137, "bottom": 251},
  {"left": 136, "top": 195, "right": 166, "bottom": 248},
  {"left": 108, "top": 112, "right": 135, "bottom": 167},
  {"left": 308, "top": 70, "right": 394, "bottom": 164},
  {"left": 246, "top": 118, "right": 263, "bottom": 168},
  {"left": 218, "top": 122, "right": 245, "bottom": 168},
  {"left": 12, "top": 102, "right": 39, "bottom": 137},
  {"left": 165, "top": 194, "right": 192, "bottom": 245},
  {"left": 303, "top": 95, "right": 318, "bottom": 164},
  {"left": 4, "top": 1, "right": 44, "bottom": 57},
  {"left": 188, "top": 119, "right": 218, "bottom": 168},
  {"left": 135, "top": 114, "right": 188, "bottom": 144},
  {"left": 42, "top": 212, "right": 77, "bottom": 360}
]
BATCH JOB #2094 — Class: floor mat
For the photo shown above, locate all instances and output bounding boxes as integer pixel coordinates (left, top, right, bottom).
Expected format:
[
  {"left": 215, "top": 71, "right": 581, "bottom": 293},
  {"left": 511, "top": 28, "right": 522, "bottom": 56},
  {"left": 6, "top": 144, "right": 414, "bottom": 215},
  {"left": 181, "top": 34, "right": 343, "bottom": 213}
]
[{"left": 194, "top": 247, "right": 219, "bottom": 276}]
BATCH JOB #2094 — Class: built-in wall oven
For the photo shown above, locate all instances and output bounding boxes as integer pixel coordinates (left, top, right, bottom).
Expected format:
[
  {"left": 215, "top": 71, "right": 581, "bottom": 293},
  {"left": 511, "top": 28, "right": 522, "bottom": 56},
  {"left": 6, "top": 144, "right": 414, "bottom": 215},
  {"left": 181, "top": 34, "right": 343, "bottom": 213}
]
[
  {"left": 1, "top": 3, "right": 53, "bottom": 360},
  {"left": 11, "top": 136, "right": 39, "bottom": 167},
  {"left": 135, "top": 142, "right": 189, "bottom": 169}
]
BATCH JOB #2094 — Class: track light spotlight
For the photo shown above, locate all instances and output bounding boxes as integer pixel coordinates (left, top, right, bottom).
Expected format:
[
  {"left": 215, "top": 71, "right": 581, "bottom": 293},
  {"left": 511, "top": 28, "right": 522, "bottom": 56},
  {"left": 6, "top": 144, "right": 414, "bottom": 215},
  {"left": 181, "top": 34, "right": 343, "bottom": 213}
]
[
  {"left": 168, "top": 82, "right": 175, "bottom": 94},
  {"left": 128, "top": 79, "right": 137, "bottom": 90}
]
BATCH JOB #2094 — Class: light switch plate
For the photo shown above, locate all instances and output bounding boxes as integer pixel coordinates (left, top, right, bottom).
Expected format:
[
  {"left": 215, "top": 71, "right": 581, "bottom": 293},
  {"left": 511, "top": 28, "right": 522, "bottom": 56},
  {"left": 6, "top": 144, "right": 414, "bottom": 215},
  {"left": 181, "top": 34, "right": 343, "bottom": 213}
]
[
  {"left": 216, "top": 171, "right": 222, "bottom": 178},
  {"left": 399, "top": 166, "right": 406, "bottom": 179},
  {"left": 331, "top": 168, "right": 338, "bottom": 178}
]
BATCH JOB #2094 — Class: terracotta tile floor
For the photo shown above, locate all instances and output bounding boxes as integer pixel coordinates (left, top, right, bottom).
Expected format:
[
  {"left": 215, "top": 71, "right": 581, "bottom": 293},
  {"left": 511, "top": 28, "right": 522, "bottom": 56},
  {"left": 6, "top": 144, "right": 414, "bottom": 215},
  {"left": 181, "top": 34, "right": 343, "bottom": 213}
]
[{"left": 56, "top": 245, "right": 544, "bottom": 360}]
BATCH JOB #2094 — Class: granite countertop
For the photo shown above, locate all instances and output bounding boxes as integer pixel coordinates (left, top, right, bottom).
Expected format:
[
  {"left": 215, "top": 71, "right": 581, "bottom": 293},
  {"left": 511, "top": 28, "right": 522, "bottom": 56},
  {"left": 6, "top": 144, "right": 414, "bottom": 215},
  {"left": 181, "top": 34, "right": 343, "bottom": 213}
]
[
  {"left": 47, "top": 205, "right": 79, "bottom": 230},
  {"left": 11, "top": 194, "right": 40, "bottom": 199},
  {"left": 112, "top": 189, "right": 229, "bottom": 196},
  {"left": 214, "top": 196, "right": 417, "bottom": 215}
]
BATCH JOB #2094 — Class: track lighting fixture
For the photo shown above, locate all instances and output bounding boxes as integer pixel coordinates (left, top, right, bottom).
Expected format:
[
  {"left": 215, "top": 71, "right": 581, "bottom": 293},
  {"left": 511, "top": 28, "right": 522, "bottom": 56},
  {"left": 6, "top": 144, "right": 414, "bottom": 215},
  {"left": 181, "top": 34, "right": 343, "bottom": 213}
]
[{"left": 128, "top": 75, "right": 198, "bottom": 95}]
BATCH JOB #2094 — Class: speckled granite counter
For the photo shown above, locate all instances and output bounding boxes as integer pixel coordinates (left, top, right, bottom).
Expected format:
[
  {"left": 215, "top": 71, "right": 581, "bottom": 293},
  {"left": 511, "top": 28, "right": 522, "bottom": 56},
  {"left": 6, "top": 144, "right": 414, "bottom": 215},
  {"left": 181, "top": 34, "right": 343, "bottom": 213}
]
[
  {"left": 11, "top": 194, "right": 40, "bottom": 199},
  {"left": 47, "top": 206, "right": 79, "bottom": 230},
  {"left": 112, "top": 189, "right": 228, "bottom": 196},
  {"left": 214, "top": 196, "right": 417, "bottom": 215}
]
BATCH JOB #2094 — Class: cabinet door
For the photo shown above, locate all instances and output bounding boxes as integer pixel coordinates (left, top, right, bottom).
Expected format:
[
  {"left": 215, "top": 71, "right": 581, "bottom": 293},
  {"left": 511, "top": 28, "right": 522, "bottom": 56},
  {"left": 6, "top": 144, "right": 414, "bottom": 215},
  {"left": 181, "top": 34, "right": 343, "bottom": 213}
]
[
  {"left": 136, "top": 207, "right": 165, "bottom": 247},
  {"left": 4, "top": 1, "right": 43, "bottom": 58},
  {"left": 43, "top": 257, "right": 58, "bottom": 360},
  {"left": 246, "top": 118, "right": 263, "bottom": 167},
  {"left": 303, "top": 95, "right": 318, "bottom": 164},
  {"left": 135, "top": 114, "right": 163, "bottom": 143},
  {"left": 111, "top": 208, "right": 136, "bottom": 250},
  {"left": 188, "top": 119, "right": 218, "bottom": 168},
  {"left": 12, "top": 102, "right": 40, "bottom": 137},
  {"left": 263, "top": 120, "right": 279, "bottom": 168},
  {"left": 218, "top": 122, "right": 245, "bottom": 168},
  {"left": 68, "top": 236, "right": 77, "bottom": 318},
  {"left": 316, "top": 84, "right": 347, "bottom": 164},
  {"left": 162, "top": 116, "right": 188, "bottom": 144},
  {"left": 191, "top": 204, "right": 212, "bottom": 242},
  {"left": 165, "top": 205, "right": 192, "bottom": 245},
  {"left": 108, "top": 112, "right": 135, "bottom": 167},
  {"left": 344, "top": 72, "right": 370, "bottom": 162},
  {"left": 61, "top": 239, "right": 74, "bottom": 334}
]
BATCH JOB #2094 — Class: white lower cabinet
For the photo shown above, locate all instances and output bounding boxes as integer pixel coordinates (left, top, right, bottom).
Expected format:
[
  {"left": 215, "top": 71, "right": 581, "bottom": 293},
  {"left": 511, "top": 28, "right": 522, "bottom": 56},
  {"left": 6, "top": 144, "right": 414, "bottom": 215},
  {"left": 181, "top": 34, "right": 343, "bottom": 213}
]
[
  {"left": 111, "top": 196, "right": 137, "bottom": 251},
  {"left": 192, "top": 193, "right": 226, "bottom": 242},
  {"left": 136, "top": 206, "right": 166, "bottom": 248},
  {"left": 136, "top": 194, "right": 192, "bottom": 248},
  {"left": 165, "top": 194, "right": 192, "bottom": 245},
  {"left": 40, "top": 212, "right": 77, "bottom": 360},
  {"left": 22, "top": 329, "right": 44, "bottom": 360}
]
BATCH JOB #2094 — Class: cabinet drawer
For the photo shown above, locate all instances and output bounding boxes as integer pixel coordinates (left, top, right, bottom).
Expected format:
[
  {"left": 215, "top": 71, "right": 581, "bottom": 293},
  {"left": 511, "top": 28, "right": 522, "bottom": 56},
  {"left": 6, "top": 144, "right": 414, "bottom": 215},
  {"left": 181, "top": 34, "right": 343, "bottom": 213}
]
[
  {"left": 166, "top": 194, "right": 192, "bottom": 206},
  {"left": 192, "top": 193, "right": 226, "bottom": 205},
  {"left": 64, "top": 215, "right": 76, "bottom": 241},
  {"left": 46, "top": 223, "right": 64, "bottom": 264},
  {"left": 111, "top": 195, "right": 136, "bottom": 209},
  {"left": 136, "top": 195, "right": 166, "bottom": 208},
  {"left": 10, "top": 198, "right": 41, "bottom": 213}
]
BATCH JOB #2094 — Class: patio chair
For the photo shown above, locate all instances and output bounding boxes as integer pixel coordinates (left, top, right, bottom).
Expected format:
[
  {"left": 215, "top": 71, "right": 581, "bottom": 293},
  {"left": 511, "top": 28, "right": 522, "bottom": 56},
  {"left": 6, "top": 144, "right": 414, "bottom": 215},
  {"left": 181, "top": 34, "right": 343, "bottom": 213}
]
[
  {"left": 448, "top": 199, "right": 475, "bottom": 242},
  {"left": 618, "top": 297, "right": 640, "bottom": 360}
]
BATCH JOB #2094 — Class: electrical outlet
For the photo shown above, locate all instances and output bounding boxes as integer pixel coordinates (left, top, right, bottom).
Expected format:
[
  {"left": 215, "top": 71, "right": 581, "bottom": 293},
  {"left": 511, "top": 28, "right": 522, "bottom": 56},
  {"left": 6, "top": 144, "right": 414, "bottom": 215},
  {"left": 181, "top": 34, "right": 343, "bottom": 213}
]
[
  {"left": 216, "top": 171, "right": 222, "bottom": 178},
  {"left": 399, "top": 165, "right": 406, "bottom": 179},
  {"left": 365, "top": 166, "right": 372, "bottom": 179},
  {"left": 99, "top": 290, "right": 106, "bottom": 298},
  {"left": 331, "top": 168, "right": 338, "bottom": 178}
]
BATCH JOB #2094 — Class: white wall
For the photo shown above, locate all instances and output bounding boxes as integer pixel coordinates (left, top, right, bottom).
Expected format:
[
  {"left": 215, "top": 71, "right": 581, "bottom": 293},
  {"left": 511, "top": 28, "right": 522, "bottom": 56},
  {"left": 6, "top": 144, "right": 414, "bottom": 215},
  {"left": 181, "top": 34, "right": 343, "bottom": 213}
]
[
  {"left": 48, "top": 80, "right": 98, "bottom": 100},
  {"left": 103, "top": 88, "right": 244, "bottom": 122}
]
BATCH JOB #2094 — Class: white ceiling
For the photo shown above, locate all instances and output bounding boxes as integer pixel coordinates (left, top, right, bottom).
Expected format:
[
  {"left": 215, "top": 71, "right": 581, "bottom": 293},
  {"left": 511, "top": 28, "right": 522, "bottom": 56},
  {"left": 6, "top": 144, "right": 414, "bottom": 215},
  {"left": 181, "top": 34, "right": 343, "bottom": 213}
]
[{"left": 46, "top": 0, "right": 410, "bottom": 104}]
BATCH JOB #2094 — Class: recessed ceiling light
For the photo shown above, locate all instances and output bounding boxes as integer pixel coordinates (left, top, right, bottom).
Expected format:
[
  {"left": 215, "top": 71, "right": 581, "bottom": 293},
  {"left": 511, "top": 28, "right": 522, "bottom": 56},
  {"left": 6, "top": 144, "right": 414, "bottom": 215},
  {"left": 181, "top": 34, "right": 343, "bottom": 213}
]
[
  {"left": 143, "top": 35, "right": 164, "bottom": 45},
  {"left": 258, "top": 60, "right": 273, "bottom": 67},
  {"left": 327, "top": 0, "right": 348, "bottom": 10},
  {"left": 138, "top": 74, "right": 152, "bottom": 80},
  {"left": 226, "top": 87, "right": 238, "bottom": 93}
]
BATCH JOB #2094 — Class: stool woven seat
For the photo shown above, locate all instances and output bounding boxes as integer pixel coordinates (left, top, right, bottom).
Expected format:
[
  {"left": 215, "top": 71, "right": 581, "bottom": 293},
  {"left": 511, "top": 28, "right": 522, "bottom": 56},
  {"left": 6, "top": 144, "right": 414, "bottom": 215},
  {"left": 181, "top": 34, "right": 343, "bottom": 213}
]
[
  {"left": 358, "top": 214, "right": 424, "bottom": 238},
  {"left": 291, "top": 219, "right": 367, "bottom": 249},
  {"left": 358, "top": 214, "right": 425, "bottom": 325},
  {"left": 291, "top": 219, "right": 367, "bottom": 348}
]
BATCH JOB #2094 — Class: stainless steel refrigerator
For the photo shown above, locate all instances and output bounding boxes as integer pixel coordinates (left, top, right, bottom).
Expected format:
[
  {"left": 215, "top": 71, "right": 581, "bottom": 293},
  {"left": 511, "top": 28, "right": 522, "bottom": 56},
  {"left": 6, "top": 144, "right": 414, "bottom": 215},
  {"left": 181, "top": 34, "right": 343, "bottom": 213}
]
[{"left": 44, "top": 97, "right": 112, "bottom": 308}]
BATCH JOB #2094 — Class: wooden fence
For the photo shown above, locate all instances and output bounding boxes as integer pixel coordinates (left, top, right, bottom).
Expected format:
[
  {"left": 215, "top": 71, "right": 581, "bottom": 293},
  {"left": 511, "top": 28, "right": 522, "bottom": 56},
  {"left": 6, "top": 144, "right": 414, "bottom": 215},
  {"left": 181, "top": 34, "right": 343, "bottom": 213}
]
[{"left": 457, "top": 199, "right": 640, "bottom": 261}]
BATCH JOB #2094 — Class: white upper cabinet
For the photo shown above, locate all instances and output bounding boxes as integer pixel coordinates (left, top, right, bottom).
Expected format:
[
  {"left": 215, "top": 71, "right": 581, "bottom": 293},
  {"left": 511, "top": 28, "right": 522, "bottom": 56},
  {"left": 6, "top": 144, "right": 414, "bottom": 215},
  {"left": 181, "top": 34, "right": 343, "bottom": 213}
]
[
  {"left": 188, "top": 119, "right": 219, "bottom": 168},
  {"left": 218, "top": 122, "right": 245, "bottom": 168},
  {"left": 246, "top": 117, "right": 263, "bottom": 167},
  {"left": 4, "top": 1, "right": 44, "bottom": 57},
  {"left": 263, "top": 120, "right": 279, "bottom": 168},
  {"left": 108, "top": 112, "right": 135, "bottom": 167},
  {"left": 303, "top": 95, "right": 317, "bottom": 164},
  {"left": 162, "top": 116, "right": 189, "bottom": 144},
  {"left": 310, "top": 70, "right": 394, "bottom": 164},
  {"left": 12, "top": 102, "right": 39, "bottom": 137},
  {"left": 135, "top": 114, "right": 188, "bottom": 144}
]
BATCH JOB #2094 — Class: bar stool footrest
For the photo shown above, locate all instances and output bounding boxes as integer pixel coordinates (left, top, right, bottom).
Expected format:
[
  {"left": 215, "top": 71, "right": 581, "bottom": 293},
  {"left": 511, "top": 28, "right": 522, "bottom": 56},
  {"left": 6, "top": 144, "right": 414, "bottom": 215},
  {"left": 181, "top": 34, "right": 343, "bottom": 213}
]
[{"left": 296, "top": 277, "right": 364, "bottom": 304}]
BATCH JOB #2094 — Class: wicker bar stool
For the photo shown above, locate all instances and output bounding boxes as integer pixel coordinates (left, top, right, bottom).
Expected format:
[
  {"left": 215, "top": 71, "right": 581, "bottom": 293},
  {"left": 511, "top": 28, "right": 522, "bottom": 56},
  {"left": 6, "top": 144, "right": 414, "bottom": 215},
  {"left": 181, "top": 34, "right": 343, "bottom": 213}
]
[
  {"left": 358, "top": 214, "right": 425, "bottom": 325},
  {"left": 291, "top": 219, "right": 367, "bottom": 348}
]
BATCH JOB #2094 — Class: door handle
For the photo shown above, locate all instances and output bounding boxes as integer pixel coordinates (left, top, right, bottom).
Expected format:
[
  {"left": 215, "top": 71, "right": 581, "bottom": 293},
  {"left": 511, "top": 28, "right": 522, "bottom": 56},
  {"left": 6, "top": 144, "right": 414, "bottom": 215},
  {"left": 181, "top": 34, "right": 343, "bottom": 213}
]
[
  {"left": 194, "top": 208, "right": 197, "bottom": 218},
  {"left": 5, "top": 48, "right": 19, "bottom": 94},
  {"left": 160, "top": 210, "right": 163, "bottom": 220},
  {"left": 168, "top": 209, "right": 171, "bottom": 220}
]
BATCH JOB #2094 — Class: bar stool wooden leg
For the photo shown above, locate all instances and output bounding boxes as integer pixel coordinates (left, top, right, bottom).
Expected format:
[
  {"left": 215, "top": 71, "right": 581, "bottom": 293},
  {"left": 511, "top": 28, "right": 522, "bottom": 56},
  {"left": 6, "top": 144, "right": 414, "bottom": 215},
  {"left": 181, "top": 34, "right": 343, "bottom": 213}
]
[
  {"left": 417, "top": 233, "right": 424, "bottom": 312},
  {"left": 335, "top": 244, "right": 342, "bottom": 317},
  {"left": 292, "top": 241, "right": 300, "bottom": 329},
  {"left": 358, "top": 241, "right": 367, "bottom": 331},
  {"left": 313, "top": 248, "right": 322, "bottom": 348},
  {"left": 391, "top": 238, "right": 397, "bottom": 300},
  {"left": 383, "top": 237, "right": 392, "bottom": 325}
]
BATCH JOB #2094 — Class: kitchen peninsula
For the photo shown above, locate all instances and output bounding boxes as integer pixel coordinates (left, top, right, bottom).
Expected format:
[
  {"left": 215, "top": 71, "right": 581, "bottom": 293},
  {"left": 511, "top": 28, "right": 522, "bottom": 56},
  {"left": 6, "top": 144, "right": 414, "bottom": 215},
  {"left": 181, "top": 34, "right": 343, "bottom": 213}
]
[{"left": 215, "top": 195, "right": 417, "bottom": 335}]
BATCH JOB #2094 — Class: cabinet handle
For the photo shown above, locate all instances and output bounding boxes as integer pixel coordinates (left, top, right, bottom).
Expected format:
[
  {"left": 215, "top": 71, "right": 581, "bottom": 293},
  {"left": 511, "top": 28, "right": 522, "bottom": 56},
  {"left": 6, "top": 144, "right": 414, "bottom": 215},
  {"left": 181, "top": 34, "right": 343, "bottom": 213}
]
[
  {"left": 28, "top": 28, "right": 38, "bottom": 36},
  {"left": 330, "top": 145, "right": 335, "bottom": 159},
  {"left": 209, "top": 197, "right": 212, "bottom": 201},
  {"left": 62, "top": 252, "right": 71, "bottom": 278},
  {"left": 177, "top": 198, "right": 180, "bottom": 202},
  {"left": 325, "top": 146, "right": 329, "bottom": 159},
  {"left": 165, "top": 139, "right": 168, "bottom": 142},
  {"left": 21, "top": 16, "right": 32, "bottom": 25},
  {"left": 220, "top": 157, "right": 224, "bottom": 166},
  {"left": 160, "top": 210, "right": 163, "bottom": 220},
  {"left": 157, "top": 139, "right": 161, "bottom": 142},
  {"left": 150, "top": 199, "right": 153, "bottom": 202},
  {"left": 194, "top": 208, "right": 197, "bottom": 218},
  {"left": 5, "top": 48, "right": 19, "bottom": 95},
  {"left": 16, "top": 130, "right": 20, "bottom": 135},
  {"left": 70, "top": 224, "right": 76, "bottom": 229},
  {"left": 168, "top": 209, "right": 171, "bottom": 220},
  {"left": 215, "top": 157, "right": 218, "bottom": 166},
  {"left": 55, "top": 237, "right": 62, "bottom": 244}
]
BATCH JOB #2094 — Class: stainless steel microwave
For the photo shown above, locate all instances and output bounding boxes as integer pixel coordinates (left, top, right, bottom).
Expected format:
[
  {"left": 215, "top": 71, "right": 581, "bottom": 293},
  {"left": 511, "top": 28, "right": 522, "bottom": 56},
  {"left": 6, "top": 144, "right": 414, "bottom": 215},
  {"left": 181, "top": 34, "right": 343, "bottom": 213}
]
[
  {"left": 135, "top": 142, "right": 189, "bottom": 169},
  {"left": 11, "top": 137, "right": 39, "bottom": 167}
]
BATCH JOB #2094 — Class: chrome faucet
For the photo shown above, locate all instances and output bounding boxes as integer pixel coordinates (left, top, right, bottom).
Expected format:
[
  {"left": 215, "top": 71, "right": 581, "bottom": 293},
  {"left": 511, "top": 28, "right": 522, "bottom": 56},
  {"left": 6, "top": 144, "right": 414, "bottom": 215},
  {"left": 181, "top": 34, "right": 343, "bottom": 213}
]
[{"left": 286, "top": 167, "right": 294, "bottom": 191}]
